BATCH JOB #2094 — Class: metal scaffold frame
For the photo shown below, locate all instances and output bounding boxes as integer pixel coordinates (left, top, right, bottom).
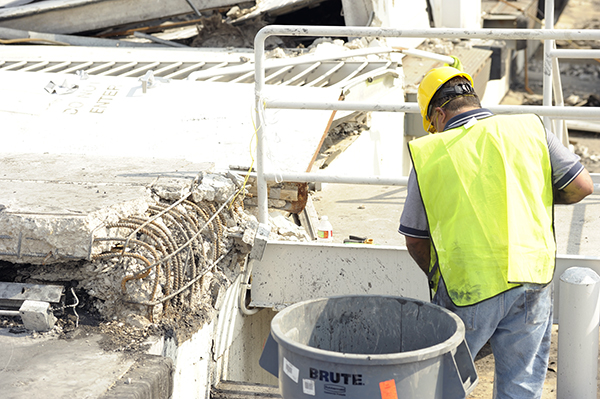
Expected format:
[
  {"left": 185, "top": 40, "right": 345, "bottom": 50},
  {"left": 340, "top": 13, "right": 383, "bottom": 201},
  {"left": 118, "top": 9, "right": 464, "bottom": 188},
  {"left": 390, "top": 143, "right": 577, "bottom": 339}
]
[{"left": 252, "top": 0, "right": 600, "bottom": 225}]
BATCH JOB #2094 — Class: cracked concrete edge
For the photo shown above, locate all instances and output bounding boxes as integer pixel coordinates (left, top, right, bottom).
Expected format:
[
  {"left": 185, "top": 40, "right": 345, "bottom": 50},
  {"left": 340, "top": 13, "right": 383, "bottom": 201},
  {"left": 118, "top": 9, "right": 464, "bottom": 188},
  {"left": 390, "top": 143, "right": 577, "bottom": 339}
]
[
  {"left": 0, "top": 195, "right": 152, "bottom": 263},
  {"left": 98, "top": 354, "right": 174, "bottom": 399}
]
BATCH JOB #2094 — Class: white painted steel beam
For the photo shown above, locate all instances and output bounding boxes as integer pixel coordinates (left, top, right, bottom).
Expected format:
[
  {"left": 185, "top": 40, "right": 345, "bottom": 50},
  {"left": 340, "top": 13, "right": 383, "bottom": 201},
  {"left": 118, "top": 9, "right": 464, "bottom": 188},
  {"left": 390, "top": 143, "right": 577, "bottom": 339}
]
[
  {"left": 250, "top": 244, "right": 600, "bottom": 324},
  {"left": 263, "top": 172, "right": 408, "bottom": 186},
  {"left": 255, "top": 26, "right": 600, "bottom": 44},
  {"left": 250, "top": 242, "right": 430, "bottom": 309},
  {"left": 550, "top": 49, "right": 600, "bottom": 59},
  {"left": 543, "top": 0, "right": 556, "bottom": 135},
  {"left": 263, "top": 100, "right": 600, "bottom": 119},
  {"left": 262, "top": 170, "right": 599, "bottom": 190}
]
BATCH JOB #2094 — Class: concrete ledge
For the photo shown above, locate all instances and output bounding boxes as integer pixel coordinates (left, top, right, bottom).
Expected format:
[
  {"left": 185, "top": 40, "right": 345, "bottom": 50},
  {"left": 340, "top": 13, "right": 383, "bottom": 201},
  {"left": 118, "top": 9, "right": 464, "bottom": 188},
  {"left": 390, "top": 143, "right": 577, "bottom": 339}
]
[
  {"left": 99, "top": 354, "right": 174, "bottom": 399},
  {"left": 212, "top": 381, "right": 282, "bottom": 399}
]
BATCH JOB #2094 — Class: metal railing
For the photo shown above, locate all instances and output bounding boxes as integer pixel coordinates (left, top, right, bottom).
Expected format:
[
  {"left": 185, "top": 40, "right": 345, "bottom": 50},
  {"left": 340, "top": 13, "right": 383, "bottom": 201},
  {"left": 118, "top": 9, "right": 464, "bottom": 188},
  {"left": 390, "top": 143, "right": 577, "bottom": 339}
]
[{"left": 253, "top": 0, "right": 600, "bottom": 224}]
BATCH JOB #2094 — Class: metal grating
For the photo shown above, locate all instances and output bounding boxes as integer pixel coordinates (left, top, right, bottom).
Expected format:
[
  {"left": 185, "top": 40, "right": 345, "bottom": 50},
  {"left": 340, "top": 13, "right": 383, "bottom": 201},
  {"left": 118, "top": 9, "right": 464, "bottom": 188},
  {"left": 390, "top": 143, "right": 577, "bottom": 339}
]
[{"left": 0, "top": 58, "right": 396, "bottom": 88}]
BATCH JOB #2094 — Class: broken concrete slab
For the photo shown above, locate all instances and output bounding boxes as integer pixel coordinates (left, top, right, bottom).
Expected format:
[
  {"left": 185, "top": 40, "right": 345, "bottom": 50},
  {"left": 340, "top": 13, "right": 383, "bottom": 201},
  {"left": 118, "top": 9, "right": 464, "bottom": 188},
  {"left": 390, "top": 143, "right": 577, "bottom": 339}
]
[
  {"left": 0, "top": 153, "right": 213, "bottom": 263},
  {"left": 0, "top": 71, "right": 340, "bottom": 173},
  {"left": 19, "top": 300, "right": 56, "bottom": 331},
  {"left": 0, "top": 149, "right": 310, "bottom": 327},
  {"left": 0, "top": 26, "right": 161, "bottom": 47},
  {"left": 0, "top": 0, "right": 241, "bottom": 35}
]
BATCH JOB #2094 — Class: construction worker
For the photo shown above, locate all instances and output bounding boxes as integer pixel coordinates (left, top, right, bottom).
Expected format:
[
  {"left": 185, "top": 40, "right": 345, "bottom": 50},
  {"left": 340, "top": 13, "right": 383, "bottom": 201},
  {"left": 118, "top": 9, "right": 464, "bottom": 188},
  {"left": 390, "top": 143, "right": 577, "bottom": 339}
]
[{"left": 398, "top": 66, "right": 594, "bottom": 398}]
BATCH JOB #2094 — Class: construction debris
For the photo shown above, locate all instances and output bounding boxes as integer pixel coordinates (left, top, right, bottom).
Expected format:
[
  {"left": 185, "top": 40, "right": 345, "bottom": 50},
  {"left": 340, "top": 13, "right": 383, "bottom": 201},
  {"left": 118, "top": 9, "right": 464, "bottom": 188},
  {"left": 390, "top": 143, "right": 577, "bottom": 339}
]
[
  {"left": 0, "top": 0, "right": 242, "bottom": 35},
  {"left": 19, "top": 300, "right": 57, "bottom": 332},
  {"left": 0, "top": 169, "right": 309, "bottom": 338}
]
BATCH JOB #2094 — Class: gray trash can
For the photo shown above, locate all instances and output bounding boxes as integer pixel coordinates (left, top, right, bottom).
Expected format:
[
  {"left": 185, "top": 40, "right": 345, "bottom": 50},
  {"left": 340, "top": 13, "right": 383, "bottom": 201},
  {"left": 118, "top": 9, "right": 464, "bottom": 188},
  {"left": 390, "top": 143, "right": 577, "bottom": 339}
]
[{"left": 260, "top": 295, "right": 478, "bottom": 399}]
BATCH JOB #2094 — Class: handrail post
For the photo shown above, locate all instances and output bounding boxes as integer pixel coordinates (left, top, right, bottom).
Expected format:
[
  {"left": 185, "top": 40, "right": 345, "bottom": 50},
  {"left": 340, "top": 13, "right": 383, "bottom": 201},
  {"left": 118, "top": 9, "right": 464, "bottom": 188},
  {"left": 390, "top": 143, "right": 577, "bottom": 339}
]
[
  {"left": 542, "top": 0, "right": 555, "bottom": 131},
  {"left": 254, "top": 29, "right": 269, "bottom": 225}
]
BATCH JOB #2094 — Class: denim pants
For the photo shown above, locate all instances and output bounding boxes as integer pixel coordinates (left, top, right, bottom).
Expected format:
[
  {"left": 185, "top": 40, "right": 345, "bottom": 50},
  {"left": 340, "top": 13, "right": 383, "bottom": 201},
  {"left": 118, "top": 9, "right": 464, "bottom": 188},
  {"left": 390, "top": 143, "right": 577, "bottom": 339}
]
[{"left": 433, "top": 278, "right": 553, "bottom": 399}]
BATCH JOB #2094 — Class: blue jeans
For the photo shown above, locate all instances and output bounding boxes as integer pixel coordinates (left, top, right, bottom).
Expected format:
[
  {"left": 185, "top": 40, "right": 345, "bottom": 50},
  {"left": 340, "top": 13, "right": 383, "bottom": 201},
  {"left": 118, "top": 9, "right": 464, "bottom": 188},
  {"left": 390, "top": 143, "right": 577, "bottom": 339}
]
[{"left": 433, "top": 278, "right": 553, "bottom": 399}]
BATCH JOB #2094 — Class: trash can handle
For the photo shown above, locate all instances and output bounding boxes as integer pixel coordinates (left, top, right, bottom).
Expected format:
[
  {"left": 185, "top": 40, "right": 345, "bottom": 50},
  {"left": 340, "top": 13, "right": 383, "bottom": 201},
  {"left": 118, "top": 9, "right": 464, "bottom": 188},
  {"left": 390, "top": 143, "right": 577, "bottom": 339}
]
[{"left": 442, "top": 340, "right": 478, "bottom": 398}]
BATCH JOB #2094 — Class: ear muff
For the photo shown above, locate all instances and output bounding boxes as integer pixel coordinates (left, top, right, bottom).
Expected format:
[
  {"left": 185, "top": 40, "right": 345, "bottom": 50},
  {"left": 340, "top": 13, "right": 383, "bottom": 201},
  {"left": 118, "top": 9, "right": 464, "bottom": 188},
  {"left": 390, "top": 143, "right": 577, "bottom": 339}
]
[{"left": 417, "top": 66, "right": 474, "bottom": 134}]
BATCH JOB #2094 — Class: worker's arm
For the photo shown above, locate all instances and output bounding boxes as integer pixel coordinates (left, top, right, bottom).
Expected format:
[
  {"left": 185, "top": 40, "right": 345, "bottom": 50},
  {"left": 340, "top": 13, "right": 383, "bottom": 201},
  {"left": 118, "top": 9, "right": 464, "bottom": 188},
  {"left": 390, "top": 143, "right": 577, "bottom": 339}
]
[
  {"left": 405, "top": 236, "right": 431, "bottom": 275},
  {"left": 555, "top": 168, "right": 594, "bottom": 204}
]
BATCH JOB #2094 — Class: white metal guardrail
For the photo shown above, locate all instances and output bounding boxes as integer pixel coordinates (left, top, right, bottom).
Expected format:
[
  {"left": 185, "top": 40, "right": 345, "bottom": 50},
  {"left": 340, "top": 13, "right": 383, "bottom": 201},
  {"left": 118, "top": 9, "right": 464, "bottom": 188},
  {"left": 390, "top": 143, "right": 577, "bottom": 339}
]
[{"left": 252, "top": 0, "right": 600, "bottom": 224}]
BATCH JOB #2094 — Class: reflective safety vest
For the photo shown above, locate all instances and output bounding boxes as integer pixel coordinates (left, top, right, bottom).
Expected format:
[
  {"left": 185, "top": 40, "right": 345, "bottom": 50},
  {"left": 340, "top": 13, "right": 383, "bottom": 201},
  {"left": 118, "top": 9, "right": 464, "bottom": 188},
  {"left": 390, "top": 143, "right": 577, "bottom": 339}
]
[{"left": 409, "top": 114, "right": 555, "bottom": 306}]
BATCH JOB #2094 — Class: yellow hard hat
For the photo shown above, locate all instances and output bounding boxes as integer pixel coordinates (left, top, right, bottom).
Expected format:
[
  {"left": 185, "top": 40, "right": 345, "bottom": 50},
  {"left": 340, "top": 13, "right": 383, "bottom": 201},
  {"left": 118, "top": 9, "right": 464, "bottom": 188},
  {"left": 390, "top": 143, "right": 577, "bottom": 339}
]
[{"left": 417, "top": 66, "right": 474, "bottom": 133}]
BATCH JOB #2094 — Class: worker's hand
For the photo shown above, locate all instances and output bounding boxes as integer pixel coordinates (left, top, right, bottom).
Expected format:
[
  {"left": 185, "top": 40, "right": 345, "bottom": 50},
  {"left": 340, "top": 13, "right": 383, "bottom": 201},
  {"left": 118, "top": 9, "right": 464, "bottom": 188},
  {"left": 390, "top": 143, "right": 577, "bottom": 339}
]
[{"left": 445, "top": 56, "right": 464, "bottom": 72}]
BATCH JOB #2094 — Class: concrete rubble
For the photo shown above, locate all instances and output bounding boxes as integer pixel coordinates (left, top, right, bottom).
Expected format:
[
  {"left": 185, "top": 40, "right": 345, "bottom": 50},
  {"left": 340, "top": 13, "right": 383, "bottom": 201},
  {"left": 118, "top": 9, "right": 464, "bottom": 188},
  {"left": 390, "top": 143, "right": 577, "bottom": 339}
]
[{"left": 0, "top": 159, "right": 310, "bottom": 326}]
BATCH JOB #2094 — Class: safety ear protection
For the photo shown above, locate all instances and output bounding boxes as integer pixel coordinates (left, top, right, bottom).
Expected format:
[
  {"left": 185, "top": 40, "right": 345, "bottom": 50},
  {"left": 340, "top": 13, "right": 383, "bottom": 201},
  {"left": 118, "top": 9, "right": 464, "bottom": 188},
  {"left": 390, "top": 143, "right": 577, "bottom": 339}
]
[
  {"left": 418, "top": 66, "right": 474, "bottom": 134},
  {"left": 426, "top": 108, "right": 440, "bottom": 134},
  {"left": 426, "top": 83, "right": 475, "bottom": 122}
]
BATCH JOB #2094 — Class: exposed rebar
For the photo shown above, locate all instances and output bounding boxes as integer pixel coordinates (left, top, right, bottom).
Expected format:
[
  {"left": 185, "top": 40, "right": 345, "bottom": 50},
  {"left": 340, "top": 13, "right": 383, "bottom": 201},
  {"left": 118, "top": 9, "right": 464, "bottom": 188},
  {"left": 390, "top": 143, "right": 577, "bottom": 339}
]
[
  {"left": 124, "top": 249, "right": 230, "bottom": 307},
  {"left": 185, "top": 200, "right": 220, "bottom": 261},
  {"left": 126, "top": 216, "right": 183, "bottom": 292},
  {"left": 91, "top": 190, "right": 237, "bottom": 316},
  {"left": 99, "top": 222, "right": 172, "bottom": 305}
]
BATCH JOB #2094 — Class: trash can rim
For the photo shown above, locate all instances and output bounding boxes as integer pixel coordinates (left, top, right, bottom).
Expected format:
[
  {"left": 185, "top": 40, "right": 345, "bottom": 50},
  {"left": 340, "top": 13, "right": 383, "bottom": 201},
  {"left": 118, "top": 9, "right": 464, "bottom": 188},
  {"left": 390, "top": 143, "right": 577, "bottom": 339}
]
[{"left": 270, "top": 295, "right": 466, "bottom": 366}]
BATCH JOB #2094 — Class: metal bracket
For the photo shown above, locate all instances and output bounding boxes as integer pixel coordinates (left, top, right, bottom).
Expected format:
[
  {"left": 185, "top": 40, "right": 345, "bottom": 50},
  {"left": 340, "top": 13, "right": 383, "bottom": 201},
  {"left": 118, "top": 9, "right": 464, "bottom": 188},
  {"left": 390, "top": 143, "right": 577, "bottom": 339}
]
[{"left": 249, "top": 223, "right": 271, "bottom": 261}]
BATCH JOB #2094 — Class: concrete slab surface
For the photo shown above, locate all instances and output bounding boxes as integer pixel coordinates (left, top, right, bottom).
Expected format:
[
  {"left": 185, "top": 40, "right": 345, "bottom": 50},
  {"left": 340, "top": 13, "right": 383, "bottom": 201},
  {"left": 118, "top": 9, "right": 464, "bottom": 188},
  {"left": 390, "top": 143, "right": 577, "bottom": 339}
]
[
  {"left": 0, "top": 328, "right": 134, "bottom": 399},
  {"left": 0, "top": 153, "right": 213, "bottom": 262},
  {"left": 0, "top": 71, "right": 339, "bottom": 172},
  {"left": 0, "top": 153, "right": 210, "bottom": 214},
  {"left": 0, "top": 327, "right": 173, "bottom": 399}
]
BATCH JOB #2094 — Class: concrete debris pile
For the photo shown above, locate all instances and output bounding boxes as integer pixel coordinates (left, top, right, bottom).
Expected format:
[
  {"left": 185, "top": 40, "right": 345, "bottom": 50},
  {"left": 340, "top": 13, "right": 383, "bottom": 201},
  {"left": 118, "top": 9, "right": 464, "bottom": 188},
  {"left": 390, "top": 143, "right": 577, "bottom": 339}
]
[
  {"left": 560, "top": 63, "right": 600, "bottom": 81},
  {"left": 326, "top": 120, "right": 369, "bottom": 144},
  {"left": 190, "top": 13, "right": 272, "bottom": 48},
  {"left": 88, "top": 173, "right": 247, "bottom": 323},
  {"left": 526, "top": 55, "right": 600, "bottom": 84},
  {"left": 268, "top": 212, "right": 311, "bottom": 241},
  {"left": 245, "top": 179, "right": 310, "bottom": 214},
  {"left": 88, "top": 172, "right": 310, "bottom": 324},
  {"left": 4, "top": 171, "right": 308, "bottom": 332},
  {"left": 417, "top": 38, "right": 459, "bottom": 56}
]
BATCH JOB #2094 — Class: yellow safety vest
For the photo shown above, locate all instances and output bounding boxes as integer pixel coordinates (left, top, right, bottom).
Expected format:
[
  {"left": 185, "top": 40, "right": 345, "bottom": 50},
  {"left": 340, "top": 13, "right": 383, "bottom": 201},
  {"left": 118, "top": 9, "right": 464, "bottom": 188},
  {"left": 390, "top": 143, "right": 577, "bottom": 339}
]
[{"left": 409, "top": 114, "right": 555, "bottom": 306}]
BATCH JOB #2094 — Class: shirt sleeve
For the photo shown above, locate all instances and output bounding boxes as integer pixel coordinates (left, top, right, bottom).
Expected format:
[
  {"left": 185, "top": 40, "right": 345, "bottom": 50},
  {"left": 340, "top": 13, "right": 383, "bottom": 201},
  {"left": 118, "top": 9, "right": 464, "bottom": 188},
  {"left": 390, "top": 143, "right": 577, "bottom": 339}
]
[
  {"left": 546, "top": 130, "right": 584, "bottom": 190},
  {"left": 398, "top": 169, "right": 430, "bottom": 238}
]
